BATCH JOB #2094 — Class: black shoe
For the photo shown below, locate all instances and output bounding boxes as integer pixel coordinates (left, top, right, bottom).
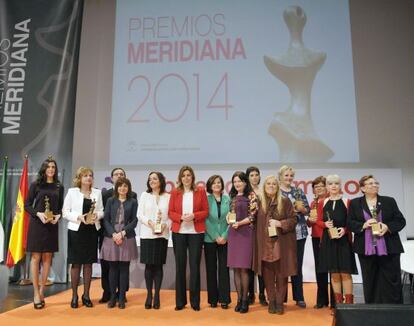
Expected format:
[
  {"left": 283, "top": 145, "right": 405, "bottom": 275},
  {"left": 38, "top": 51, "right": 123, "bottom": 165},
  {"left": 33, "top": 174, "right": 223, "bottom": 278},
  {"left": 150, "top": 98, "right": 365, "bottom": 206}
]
[
  {"left": 153, "top": 296, "right": 160, "bottom": 310},
  {"left": 145, "top": 294, "right": 152, "bottom": 309},
  {"left": 107, "top": 300, "right": 116, "bottom": 308},
  {"left": 34, "top": 300, "right": 44, "bottom": 310},
  {"left": 118, "top": 301, "right": 126, "bottom": 309},
  {"left": 221, "top": 303, "right": 229, "bottom": 309},
  {"left": 296, "top": 300, "right": 306, "bottom": 308},
  {"left": 82, "top": 295, "right": 93, "bottom": 308},
  {"left": 259, "top": 293, "right": 268, "bottom": 306},
  {"left": 275, "top": 304, "right": 284, "bottom": 315},
  {"left": 314, "top": 303, "right": 327, "bottom": 309},
  {"left": 239, "top": 300, "right": 249, "bottom": 313},
  {"left": 70, "top": 296, "right": 79, "bottom": 309},
  {"left": 99, "top": 294, "right": 110, "bottom": 304},
  {"left": 248, "top": 294, "right": 255, "bottom": 305},
  {"left": 234, "top": 300, "right": 242, "bottom": 312},
  {"left": 210, "top": 303, "right": 217, "bottom": 308},
  {"left": 191, "top": 305, "right": 200, "bottom": 311},
  {"left": 175, "top": 305, "right": 185, "bottom": 311}
]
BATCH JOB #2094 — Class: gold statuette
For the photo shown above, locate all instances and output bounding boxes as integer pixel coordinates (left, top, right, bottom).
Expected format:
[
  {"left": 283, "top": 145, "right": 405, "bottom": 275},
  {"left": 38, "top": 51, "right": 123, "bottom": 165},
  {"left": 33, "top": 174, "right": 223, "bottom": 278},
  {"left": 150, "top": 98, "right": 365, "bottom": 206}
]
[
  {"left": 44, "top": 196, "right": 54, "bottom": 223},
  {"left": 227, "top": 199, "right": 236, "bottom": 224},
  {"left": 294, "top": 189, "right": 304, "bottom": 211},
  {"left": 309, "top": 194, "right": 318, "bottom": 223},
  {"left": 370, "top": 206, "right": 381, "bottom": 236},
  {"left": 326, "top": 211, "right": 340, "bottom": 239},
  {"left": 85, "top": 199, "right": 96, "bottom": 224},
  {"left": 154, "top": 209, "right": 162, "bottom": 234},
  {"left": 268, "top": 222, "right": 278, "bottom": 238}
]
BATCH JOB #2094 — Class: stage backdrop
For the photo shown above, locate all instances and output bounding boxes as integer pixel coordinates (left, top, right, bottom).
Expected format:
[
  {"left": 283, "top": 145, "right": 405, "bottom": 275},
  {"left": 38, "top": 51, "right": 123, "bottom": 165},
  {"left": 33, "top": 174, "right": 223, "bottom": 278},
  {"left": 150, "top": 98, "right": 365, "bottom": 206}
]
[{"left": 0, "top": 0, "right": 83, "bottom": 283}]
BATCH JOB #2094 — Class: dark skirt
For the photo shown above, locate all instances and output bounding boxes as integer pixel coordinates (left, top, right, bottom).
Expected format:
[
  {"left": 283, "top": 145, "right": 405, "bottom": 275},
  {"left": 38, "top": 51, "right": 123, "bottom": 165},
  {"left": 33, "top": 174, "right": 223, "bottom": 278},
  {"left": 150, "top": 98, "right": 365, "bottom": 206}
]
[
  {"left": 140, "top": 238, "right": 168, "bottom": 265},
  {"left": 26, "top": 217, "right": 58, "bottom": 252},
  {"left": 318, "top": 230, "right": 358, "bottom": 274},
  {"left": 68, "top": 224, "right": 98, "bottom": 264}
]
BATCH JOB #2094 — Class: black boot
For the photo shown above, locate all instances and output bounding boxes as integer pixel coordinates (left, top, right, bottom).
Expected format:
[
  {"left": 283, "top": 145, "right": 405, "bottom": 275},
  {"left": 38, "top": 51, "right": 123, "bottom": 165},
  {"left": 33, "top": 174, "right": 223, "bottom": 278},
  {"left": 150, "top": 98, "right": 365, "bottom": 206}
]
[{"left": 259, "top": 293, "right": 268, "bottom": 306}]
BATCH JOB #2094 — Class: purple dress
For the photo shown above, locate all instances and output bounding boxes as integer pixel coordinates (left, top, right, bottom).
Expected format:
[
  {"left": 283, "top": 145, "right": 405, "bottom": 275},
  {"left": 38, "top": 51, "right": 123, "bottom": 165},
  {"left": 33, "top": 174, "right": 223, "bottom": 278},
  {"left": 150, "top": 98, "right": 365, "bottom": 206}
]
[{"left": 227, "top": 195, "right": 255, "bottom": 268}]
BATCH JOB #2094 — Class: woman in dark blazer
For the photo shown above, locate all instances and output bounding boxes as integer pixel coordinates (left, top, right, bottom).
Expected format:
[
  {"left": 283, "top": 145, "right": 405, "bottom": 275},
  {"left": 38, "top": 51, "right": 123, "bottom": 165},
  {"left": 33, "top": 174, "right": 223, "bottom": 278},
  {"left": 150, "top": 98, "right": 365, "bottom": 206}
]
[
  {"left": 101, "top": 177, "right": 138, "bottom": 309},
  {"left": 168, "top": 165, "right": 209, "bottom": 311},
  {"left": 348, "top": 175, "right": 406, "bottom": 304}
]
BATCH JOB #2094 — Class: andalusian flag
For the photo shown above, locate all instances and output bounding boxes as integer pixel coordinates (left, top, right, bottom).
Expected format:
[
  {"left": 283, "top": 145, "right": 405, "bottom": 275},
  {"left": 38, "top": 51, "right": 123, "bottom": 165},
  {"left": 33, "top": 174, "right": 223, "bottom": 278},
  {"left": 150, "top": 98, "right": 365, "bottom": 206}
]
[
  {"left": 6, "top": 157, "right": 29, "bottom": 267},
  {"left": 0, "top": 157, "right": 7, "bottom": 263}
]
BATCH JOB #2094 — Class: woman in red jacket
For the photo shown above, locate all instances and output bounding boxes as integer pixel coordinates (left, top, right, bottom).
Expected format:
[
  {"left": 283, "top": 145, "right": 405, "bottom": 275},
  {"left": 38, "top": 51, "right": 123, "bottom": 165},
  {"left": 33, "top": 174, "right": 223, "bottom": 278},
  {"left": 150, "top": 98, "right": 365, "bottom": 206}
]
[{"left": 169, "top": 166, "right": 209, "bottom": 311}]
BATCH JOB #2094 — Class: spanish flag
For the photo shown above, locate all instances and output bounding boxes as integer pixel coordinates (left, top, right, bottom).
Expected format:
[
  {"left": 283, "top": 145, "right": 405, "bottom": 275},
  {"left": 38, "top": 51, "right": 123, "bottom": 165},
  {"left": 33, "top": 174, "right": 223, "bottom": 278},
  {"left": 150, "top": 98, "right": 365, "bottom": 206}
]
[{"left": 6, "top": 157, "right": 29, "bottom": 267}]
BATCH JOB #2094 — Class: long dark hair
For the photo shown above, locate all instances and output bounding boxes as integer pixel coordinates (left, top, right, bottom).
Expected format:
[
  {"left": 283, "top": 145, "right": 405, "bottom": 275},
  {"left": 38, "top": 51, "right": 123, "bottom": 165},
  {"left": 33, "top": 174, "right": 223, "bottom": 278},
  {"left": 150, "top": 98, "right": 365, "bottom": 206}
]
[
  {"left": 229, "top": 171, "right": 252, "bottom": 199},
  {"left": 37, "top": 158, "right": 60, "bottom": 185}
]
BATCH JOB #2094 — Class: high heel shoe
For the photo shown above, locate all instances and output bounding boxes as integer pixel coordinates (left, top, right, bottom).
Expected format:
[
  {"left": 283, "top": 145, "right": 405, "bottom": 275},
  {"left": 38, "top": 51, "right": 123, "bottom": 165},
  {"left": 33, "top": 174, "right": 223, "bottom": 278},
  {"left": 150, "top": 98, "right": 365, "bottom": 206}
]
[
  {"left": 234, "top": 300, "right": 242, "bottom": 312},
  {"left": 145, "top": 294, "right": 152, "bottom": 309},
  {"left": 33, "top": 298, "right": 44, "bottom": 310},
  {"left": 153, "top": 295, "right": 160, "bottom": 309},
  {"left": 70, "top": 296, "right": 79, "bottom": 308},
  {"left": 82, "top": 295, "right": 93, "bottom": 308},
  {"left": 239, "top": 300, "right": 249, "bottom": 313}
]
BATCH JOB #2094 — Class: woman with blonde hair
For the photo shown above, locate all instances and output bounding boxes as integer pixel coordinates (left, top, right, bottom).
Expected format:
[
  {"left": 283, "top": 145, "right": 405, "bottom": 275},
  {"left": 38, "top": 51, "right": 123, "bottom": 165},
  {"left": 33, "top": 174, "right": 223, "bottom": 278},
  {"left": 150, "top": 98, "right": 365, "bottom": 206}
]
[
  {"left": 278, "top": 165, "right": 309, "bottom": 308},
  {"left": 63, "top": 167, "right": 104, "bottom": 308},
  {"left": 253, "top": 175, "right": 297, "bottom": 314},
  {"left": 317, "top": 174, "right": 357, "bottom": 309}
]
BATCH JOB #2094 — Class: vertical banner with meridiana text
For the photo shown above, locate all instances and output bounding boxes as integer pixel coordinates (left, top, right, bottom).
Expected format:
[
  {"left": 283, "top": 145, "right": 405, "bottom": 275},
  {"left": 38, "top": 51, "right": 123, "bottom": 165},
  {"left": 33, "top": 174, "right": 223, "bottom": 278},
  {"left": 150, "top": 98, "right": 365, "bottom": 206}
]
[{"left": 0, "top": 0, "right": 83, "bottom": 282}]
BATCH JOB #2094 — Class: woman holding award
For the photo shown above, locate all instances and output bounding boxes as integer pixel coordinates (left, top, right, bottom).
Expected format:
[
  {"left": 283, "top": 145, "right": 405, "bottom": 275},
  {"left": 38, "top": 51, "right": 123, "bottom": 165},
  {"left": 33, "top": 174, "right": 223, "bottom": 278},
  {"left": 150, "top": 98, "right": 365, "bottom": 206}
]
[
  {"left": 204, "top": 175, "right": 231, "bottom": 309},
  {"left": 227, "top": 171, "right": 258, "bottom": 313},
  {"left": 253, "top": 175, "right": 297, "bottom": 315},
  {"left": 101, "top": 177, "right": 138, "bottom": 309},
  {"left": 246, "top": 166, "right": 268, "bottom": 306},
  {"left": 138, "top": 172, "right": 170, "bottom": 310},
  {"left": 278, "top": 165, "right": 309, "bottom": 308},
  {"left": 348, "top": 175, "right": 406, "bottom": 304},
  {"left": 169, "top": 166, "right": 208, "bottom": 311},
  {"left": 25, "top": 157, "right": 64, "bottom": 309},
  {"left": 307, "top": 176, "right": 333, "bottom": 309},
  {"left": 318, "top": 174, "right": 357, "bottom": 309},
  {"left": 63, "top": 167, "right": 104, "bottom": 308}
]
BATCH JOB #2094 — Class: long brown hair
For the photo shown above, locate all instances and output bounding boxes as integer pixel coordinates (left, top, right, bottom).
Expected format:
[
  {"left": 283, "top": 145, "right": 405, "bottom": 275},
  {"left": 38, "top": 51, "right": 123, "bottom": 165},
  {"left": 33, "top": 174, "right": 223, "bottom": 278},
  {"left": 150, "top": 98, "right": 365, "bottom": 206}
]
[
  {"left": 261, "top": 175, "right": 283, "bottom": 215},
  {"left": 176, "top": 165, "right": 196, "bottom": 192}
]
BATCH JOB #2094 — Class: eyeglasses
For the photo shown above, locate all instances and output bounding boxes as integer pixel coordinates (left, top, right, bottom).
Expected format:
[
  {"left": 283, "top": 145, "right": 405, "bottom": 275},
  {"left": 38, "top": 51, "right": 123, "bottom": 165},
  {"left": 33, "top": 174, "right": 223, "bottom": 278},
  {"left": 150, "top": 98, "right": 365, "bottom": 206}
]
[{"left": 364, "top": 182, "right": 380, "bottom": 186}]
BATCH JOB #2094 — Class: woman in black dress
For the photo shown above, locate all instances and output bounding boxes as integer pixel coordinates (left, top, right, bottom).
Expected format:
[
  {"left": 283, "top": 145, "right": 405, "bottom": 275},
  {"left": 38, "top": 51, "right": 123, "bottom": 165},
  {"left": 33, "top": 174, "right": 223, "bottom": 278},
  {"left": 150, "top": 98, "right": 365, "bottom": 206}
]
[
  {"left": 101, "top": 177, "right": 138, "bottom": 309},
  {"left": 63, "top": 167, "right": 104, "bottom": 308},
  {"left": 318, "top": 174, "right": 357, "bottom": 309},
  {"left": 25, "top": 157, "right": 64, "bottom": 309}
]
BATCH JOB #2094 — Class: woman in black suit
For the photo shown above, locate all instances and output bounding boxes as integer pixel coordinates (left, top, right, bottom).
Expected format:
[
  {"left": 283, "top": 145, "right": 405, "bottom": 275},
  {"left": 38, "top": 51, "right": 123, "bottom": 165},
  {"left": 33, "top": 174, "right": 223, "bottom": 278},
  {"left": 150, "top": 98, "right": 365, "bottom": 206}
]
[
  {"left": 348, "top": 175, "right": 406, "bottom": 304},
  {"left": 101, "top": 177, "right": 138, "bottom": 309}
]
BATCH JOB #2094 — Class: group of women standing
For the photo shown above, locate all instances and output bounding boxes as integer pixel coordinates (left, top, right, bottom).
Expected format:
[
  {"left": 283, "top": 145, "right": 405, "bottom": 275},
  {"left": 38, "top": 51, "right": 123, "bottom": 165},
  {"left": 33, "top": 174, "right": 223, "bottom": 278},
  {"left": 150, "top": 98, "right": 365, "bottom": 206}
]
[{"left": 24, "top": 158, "right": 406, "bottom": 315}]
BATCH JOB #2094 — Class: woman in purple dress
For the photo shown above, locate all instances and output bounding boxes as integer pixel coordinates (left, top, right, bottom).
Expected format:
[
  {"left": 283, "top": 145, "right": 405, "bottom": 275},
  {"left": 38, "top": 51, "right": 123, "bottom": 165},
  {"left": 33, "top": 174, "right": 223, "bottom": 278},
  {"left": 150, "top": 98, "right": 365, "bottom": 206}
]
[{"left": 227, "top": 171, "right": 258, "bottom": 313}]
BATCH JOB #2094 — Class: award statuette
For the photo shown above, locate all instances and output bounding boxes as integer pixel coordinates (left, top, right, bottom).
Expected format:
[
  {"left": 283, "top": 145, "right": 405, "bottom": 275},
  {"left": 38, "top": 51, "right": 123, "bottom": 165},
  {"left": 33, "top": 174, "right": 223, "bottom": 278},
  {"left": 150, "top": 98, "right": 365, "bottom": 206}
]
[
  {"left": 154, "top": 209, "right": 162, "bottom": 234},
  {"left": 294, "top": 189, "right": 305, "bottom": 211},
  {"left": 44, "top": 196, "right": 54, "bottom": 223},
  {"left": 85, "top": 199, "right": 96, "bottom": 224},
  {"left": 268, "top": 220, "right": 278, "bottom": 238},
  {"left": 227, "top": 199, "right": 236, "bottom": 224},
  {"left": 309, "top": 194, "right": 318, "bottom": 223},
  {"left": 326, "top": 211, "right": 340, "bottom": 239},
  {"left": 370, "top": 205, "right": 381, "bottom": 236}
]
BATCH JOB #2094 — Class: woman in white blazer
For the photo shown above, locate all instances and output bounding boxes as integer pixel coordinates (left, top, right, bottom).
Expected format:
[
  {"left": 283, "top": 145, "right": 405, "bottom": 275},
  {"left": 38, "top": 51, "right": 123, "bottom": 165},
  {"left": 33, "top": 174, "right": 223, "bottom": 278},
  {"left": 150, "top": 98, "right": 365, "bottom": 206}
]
[
  {"left": 63, "top": 167, "right": 104, "bottom": 308},
  {"left": 138, "top": 171, "right": 170, "bottom": 310}
]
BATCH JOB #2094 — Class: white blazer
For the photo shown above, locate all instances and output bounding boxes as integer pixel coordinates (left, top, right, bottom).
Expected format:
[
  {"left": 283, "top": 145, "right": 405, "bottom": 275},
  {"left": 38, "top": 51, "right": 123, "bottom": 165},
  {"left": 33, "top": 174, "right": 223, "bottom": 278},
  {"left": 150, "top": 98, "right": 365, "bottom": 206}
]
[
  {"left": 62, "top": 187, "right": 104, "bottom": 231},
  {"left": 137, "top": 191, "right": 170, "bottom": 240}
]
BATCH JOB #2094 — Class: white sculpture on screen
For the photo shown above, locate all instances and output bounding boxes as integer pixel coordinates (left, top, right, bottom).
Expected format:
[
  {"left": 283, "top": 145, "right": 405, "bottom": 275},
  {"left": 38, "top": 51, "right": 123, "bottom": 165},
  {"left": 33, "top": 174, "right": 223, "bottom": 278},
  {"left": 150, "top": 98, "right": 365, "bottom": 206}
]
[{"left": 264, "top": 6, "right": 333, "bottom": 162}]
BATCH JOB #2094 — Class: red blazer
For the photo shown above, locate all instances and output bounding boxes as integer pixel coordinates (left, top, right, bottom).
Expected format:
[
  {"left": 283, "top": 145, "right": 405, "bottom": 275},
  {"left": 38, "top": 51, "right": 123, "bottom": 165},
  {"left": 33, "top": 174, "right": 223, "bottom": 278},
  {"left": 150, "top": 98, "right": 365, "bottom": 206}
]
[
  {"left": 168, "top": 187, "right": 209, "bottom": 233},
  {"left": 306, "top": 199, "right": 324, "bottom": 238}
]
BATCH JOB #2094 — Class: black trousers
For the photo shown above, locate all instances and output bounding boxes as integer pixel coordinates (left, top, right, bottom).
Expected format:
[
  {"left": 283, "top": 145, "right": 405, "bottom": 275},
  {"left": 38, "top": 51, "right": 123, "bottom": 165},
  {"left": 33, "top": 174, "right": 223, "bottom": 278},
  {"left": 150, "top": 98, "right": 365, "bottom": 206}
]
[
  {"left": 358, "top": 253, "right": 403, "bottom": 304},
  {"left": 108, "top": 261, "right": 130, "bottom": 301},
  {"left": 172, "top": 232, "right": 204, "bottom": 307},
  {"left": 291, "top": 238, "right": 306, "bottom": 301},
  {"left": 312, "top": 237, "right": 333, "bottom": 306},
  {"left": 204, "top": 242, "right": 231, "bottom": 304},
  {"left": 248, "top": 270, "right": 266, "bottom": 297}
]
